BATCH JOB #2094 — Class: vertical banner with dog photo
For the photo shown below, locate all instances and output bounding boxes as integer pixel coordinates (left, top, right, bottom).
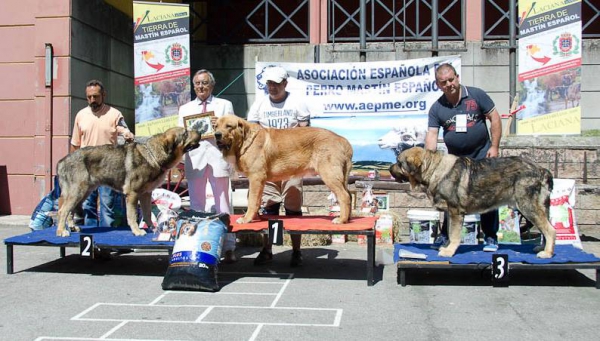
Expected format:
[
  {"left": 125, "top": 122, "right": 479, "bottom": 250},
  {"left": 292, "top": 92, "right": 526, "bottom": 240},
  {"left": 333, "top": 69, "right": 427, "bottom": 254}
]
[
  {"left": 550, "top": 178, "right": 582, "bottom": 249},
  {"left": 254, "top": 56, "right": 461, "bottom": 179},
  {"left": 133, "top": 1, "right": 191, "bottom": 136},
  {"left": 516, "top": 0, "right": 582, "bottom": 135}
]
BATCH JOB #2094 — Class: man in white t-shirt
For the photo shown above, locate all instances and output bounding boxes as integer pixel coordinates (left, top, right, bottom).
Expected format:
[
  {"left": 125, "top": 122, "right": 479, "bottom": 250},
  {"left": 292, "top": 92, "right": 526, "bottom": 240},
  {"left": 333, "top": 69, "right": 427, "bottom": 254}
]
[
  {"left": 247, "top": 66, "right": 311, "bottom": 267},
  {"left": 178, "top": 69, "right": 237, "bottom": 263}
]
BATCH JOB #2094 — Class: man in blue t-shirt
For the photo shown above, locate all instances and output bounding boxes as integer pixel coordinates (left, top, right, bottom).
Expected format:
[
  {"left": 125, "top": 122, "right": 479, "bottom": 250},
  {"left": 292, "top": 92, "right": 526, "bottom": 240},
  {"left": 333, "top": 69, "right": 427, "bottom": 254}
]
[{"left": 424, "top": 63, "right": 503, "bottom": 252}]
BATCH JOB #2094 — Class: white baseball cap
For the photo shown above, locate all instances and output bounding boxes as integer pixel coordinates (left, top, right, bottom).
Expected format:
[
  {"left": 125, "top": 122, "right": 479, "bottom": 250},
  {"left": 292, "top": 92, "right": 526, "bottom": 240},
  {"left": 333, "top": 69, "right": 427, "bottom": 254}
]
[{"left": 263, "top": 66, "right": 288, "bottom": 83}]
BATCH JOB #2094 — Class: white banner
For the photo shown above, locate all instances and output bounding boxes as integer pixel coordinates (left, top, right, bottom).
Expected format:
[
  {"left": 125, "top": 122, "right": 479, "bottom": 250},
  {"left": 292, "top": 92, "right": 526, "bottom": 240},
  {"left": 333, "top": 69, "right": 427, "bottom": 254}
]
[{"left": 255, "top": 56, "right": 460, "bottom": 178}]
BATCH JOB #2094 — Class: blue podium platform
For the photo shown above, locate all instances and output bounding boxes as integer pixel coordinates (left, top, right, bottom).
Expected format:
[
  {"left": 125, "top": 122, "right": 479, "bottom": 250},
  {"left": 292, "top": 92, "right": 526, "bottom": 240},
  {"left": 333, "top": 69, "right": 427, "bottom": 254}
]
[
  {"left": 395, "top": 243, "right": 600, "bottom": 288},
  {"left": 4, "top": 226, "right": 173, "bottom": 274}
]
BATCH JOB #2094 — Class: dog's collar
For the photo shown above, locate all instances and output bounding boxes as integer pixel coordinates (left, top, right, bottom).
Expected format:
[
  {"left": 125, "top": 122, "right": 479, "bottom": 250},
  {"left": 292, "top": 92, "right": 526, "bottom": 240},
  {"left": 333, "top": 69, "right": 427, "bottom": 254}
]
[{"left": 143, "top": 144, "right": 170, "bottom": 172}]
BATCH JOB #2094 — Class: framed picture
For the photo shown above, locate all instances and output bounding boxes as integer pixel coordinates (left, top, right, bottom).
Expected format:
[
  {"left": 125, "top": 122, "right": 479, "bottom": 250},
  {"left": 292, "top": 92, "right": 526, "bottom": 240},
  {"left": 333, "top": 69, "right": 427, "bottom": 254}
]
[
  {"left": 372, "top": 192, "right": 390, "bottom": 211},
  {"left": 183, "top": 111, "right": 215, "bottom": 139}
]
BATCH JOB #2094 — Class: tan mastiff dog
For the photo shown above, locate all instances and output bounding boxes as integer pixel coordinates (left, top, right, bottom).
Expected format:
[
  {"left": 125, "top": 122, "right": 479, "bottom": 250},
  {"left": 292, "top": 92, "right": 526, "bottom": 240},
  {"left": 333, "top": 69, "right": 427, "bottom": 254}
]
[{"left": 214, "top": 115, "right": 353, "bottom": 225}]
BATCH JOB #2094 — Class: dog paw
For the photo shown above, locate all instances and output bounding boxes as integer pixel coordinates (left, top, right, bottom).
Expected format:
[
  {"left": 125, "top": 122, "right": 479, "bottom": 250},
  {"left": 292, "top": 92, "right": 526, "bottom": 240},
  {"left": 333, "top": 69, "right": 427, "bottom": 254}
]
[
  {"left": 236, "top": 217, "right": 251, "bottom": 224},
  {"left": 438, "top": 248, "right": 455, "bottom": 257},
  {"left": 536, "top": 250, "right": 553, "bottom": 259},
  {"left": 70, "top": 226, "right": 81, "bottom": 233},
  {"left": 56, "top": 229, "right": 71, "bottom": 237},
  {"left": 331, "top": 217, "right": 344, "bottom": 224},
  {"left": 132, "top": 229, "right": 147, "bottom": 237}
]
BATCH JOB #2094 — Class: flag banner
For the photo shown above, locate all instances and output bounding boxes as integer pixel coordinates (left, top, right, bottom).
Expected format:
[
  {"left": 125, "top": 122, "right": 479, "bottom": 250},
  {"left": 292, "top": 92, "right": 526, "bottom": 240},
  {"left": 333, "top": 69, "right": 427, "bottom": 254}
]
[
  {"left": 517, "top": 0, "right": 582, "bottom": 135},
  {"left": 133, "top": 1, "right": 191, "bottom": 136}
]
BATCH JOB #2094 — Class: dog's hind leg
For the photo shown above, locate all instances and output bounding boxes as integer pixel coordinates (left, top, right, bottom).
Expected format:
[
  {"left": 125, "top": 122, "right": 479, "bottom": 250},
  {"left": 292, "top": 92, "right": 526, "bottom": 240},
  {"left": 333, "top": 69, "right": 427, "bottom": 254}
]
[
  {"left": 517, "top": 202, "right": 555, "bottom": 258},
  {"left": 125, "top": 192, "right": 147, "bottom": 236},
  {"left": 516, "top": 174, "right": 555, "bottom": 258},
  {"left": 439, "top": 210, "right": 463, "bottom": 257},
  {"left": 56, "top": 194, "right": 85, "bottom": 237},
  {"left": 321, "top": 174, "right": 351, "bottom": 224}
]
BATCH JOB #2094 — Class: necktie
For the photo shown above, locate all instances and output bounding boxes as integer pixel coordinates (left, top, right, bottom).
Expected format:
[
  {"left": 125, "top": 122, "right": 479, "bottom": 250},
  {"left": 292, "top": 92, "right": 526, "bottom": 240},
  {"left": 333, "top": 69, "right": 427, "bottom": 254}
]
[{"left": 201, "top": 100, "right": 207, "bottom": 113}]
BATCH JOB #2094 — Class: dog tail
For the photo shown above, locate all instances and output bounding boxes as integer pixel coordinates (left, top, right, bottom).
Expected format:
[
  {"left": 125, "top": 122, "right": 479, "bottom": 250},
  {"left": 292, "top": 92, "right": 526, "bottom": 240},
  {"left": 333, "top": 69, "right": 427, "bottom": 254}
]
[{"left": 541, "top": 168, "right": 554, "bottom": 215}]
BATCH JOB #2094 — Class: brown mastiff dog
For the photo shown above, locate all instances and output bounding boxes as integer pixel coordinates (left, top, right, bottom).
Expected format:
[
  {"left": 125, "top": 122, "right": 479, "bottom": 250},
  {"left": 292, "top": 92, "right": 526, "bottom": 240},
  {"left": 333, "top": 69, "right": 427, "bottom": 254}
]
[
  {"left": 56, "top": 127, "right": 202, "bottom": 237},
  {"left": 389, "top": 147, "right": 556, "bottom": 258},
  {"left": 213, "top": 115, "right": 353, "bottom": 224}
]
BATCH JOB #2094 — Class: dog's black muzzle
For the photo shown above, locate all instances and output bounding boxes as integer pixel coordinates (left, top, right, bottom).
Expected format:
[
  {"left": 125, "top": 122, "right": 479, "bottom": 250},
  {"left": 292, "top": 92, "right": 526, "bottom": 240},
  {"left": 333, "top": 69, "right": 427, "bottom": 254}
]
[{"left": 389, "top": 163, "right": 408, "bottom": 183}]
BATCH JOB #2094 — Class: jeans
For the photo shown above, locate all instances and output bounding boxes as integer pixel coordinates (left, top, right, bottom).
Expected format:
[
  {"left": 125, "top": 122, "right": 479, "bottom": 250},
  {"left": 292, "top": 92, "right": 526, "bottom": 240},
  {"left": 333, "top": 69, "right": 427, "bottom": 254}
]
[
  {"left": 440, "top": 209, "right": 499, "bottom": 241},
  {"left": 82, "top": 186, "right": 116, "bottom": 227}
]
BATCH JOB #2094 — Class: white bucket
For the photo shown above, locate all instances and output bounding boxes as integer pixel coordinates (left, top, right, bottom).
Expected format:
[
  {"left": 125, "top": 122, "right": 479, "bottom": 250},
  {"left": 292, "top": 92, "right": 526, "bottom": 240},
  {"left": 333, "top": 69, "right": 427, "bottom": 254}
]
[
  {"left": 461, "top": 214, "right": 480, "bottom": 245},
  {"left": 407, "top": 210, "right": 440, "bottom": 244}
]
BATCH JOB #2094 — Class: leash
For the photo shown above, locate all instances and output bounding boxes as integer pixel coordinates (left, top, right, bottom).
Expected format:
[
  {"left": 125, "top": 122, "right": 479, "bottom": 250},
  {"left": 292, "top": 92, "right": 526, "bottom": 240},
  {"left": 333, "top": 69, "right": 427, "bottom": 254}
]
[{"left": 216, "top": 71, "right": 245, "bottom": 97}]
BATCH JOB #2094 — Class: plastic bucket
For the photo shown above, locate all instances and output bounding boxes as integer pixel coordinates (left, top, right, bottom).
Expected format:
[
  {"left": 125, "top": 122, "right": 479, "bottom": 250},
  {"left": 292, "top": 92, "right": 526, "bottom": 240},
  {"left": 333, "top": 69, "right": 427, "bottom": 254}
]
[
  {"left": 407, "top": 210, "right": 440, "bottom": 244},
  {"left": 461, "top": 214, "right": 480, "bottom": 245}
]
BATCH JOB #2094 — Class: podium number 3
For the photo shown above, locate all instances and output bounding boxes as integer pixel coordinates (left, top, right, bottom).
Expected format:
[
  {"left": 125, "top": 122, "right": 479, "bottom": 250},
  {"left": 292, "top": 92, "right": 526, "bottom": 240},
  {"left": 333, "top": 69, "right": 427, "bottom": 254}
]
[{"left": 494, "top": 257, "right": 506, "bottom": 279}]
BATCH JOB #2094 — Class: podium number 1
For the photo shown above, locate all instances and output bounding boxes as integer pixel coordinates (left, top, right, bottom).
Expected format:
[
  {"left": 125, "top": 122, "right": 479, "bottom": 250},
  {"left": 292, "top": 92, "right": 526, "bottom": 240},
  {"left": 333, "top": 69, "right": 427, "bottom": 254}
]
[{"left": 269, "top": 219, "right": 284, "bottom": 245}]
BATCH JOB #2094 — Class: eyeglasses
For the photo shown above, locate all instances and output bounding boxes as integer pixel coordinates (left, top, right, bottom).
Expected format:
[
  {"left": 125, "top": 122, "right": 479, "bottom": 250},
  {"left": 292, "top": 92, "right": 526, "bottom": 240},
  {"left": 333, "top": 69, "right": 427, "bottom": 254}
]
[{"left": 193, "top": 81, "right": 211, "bottom": 87}]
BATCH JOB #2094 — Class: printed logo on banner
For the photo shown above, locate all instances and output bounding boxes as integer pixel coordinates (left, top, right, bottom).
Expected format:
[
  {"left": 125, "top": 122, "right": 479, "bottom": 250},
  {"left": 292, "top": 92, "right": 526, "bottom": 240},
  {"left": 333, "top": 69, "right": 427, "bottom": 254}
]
[
  {"left": 553, "top": 33, "right": 580, "bottom": 57},
  {"left": 165, "top": 43, "right": 188, "bottom": 66},
  {"left": 255, "top": 65, "right": 279, "bottom": 95}
]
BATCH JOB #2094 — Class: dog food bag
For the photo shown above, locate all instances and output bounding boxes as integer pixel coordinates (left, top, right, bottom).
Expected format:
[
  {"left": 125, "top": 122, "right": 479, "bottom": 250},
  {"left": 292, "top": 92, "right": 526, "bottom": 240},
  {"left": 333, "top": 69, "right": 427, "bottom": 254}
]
[{"left": 162, "top": 211, "right": 230, "bottom": 292}]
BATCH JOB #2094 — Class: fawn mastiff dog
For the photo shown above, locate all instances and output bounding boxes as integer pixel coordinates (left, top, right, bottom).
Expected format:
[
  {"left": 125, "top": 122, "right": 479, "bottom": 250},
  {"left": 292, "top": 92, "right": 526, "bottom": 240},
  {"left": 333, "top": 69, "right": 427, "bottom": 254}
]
[
  {"left": 389, "top": 147, "right": 556, "bottom": 258},
  {"left": 213, "top": 115, "right": 353, "bottom": 224},
  {"left": 56, "top": 127, "right": 203, "bottom": 237}
]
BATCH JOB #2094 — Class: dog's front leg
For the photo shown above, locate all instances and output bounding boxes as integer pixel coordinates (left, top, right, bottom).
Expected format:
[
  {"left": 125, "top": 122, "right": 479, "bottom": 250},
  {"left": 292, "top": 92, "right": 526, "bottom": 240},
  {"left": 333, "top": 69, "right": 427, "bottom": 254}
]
[
  {"left": 439, "top": 211, "right": 463, "bottom": 257},
  {"left": 125, "top": 193, "right": 147, "bottom": 236},
  {"left": 239, "top": 177, "right": 266, "bottom": 224}
]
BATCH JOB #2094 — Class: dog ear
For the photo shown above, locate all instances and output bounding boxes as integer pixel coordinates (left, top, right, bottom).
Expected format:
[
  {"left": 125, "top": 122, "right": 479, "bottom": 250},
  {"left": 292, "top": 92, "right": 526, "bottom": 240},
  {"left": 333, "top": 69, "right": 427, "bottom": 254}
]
[{"left": 405, "top": 149, "right": 423, "bottom": 175}]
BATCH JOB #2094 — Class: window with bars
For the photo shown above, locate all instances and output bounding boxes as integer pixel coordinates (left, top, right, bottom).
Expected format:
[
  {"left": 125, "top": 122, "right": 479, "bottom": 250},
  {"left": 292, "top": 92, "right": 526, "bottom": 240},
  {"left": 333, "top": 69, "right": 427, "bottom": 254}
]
[
  {"left": 188, "top": 0, "right": 309, "bottom": 44},
  {"left": 329, "top": 0, "right": 464, "bottom": 42},
  {"left": 186, "top": 0, "right": 465, "bottom": 45},
  {"left": 185, "top": 0, "right": 598, "bottom": 45}
]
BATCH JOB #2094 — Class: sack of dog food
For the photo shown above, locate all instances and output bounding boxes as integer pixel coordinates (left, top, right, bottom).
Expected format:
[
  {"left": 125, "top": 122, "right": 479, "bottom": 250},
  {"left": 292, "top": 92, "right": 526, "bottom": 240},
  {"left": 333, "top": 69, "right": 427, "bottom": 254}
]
[{"left": 161, "top": 211, "right": 230, "bottom": 292}]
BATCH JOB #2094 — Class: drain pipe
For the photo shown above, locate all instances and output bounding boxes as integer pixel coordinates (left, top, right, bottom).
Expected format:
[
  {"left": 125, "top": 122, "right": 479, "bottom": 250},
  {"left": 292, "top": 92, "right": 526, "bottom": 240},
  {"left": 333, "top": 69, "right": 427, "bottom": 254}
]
[
  {"left": 359, "top": 0, "right": 366, "bottom": 62},
  {"left": 509, "top": 0, "right": 517, "bottom": 134},
  {"left": 44, "top": 43, "right": 54, "bottom": 192}
]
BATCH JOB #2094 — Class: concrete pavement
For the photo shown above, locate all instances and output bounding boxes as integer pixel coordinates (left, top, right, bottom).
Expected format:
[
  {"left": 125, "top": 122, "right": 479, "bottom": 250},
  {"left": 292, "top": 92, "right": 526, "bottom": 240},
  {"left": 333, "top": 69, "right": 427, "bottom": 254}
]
[{"left": 1, "top": 215, "right": 600, "bottom": 341}]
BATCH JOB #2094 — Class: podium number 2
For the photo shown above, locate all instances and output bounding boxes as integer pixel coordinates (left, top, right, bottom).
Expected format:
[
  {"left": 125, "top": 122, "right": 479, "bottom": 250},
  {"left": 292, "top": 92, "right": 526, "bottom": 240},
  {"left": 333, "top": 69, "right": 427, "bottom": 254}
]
[{"left": 80, "top": 235, "right": 94, "bottom": 258}]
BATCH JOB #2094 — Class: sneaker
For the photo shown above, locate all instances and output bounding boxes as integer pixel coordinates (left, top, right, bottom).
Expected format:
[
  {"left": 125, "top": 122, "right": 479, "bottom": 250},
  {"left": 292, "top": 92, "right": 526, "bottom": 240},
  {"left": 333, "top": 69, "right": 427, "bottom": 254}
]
[
  {"left": 483, "top": 237, "right": 499, "bottom": 252},
  {"left": 222, "top": 250, "right": 237, "bottom": 264},
  {"left": 253, "top": 248, "right": 273, "bottom": 266},
  {"left": 431, "top": 235, "right": 449, "bottom": 250},
  {"left": 290, "top": 250, "right": 303, "bottom": 267}
]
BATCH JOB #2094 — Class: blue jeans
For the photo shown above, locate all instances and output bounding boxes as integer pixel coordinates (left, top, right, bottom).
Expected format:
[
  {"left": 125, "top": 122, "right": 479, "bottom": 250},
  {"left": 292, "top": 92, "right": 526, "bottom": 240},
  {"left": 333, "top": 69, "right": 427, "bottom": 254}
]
[{"left": 82, "top": 186, "right": 116, "bottom": 227}]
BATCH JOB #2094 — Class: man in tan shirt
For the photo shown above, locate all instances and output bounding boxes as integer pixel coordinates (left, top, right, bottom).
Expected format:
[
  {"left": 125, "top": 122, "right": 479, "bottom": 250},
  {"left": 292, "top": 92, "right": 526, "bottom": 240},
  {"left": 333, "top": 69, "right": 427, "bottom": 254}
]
[{"left": 70, "top": 80, "right": 134, "bottom": 227}]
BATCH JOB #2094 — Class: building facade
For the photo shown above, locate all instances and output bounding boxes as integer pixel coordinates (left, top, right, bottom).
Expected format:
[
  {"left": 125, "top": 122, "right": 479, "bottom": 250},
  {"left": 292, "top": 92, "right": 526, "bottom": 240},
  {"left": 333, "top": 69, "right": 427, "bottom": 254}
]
[{"left": 1, "top": 0, "right": 599, "bottom": 214}]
